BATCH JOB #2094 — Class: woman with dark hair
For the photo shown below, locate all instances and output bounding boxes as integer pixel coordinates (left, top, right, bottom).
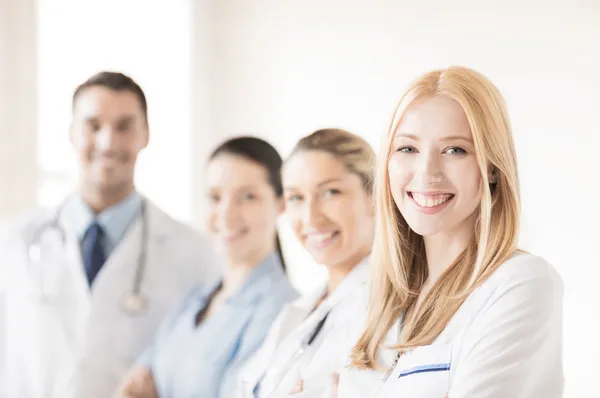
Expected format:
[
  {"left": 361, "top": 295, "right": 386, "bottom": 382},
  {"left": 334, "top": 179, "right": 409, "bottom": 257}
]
[{"left": 117, "top": 137, "right": 298, "bottom": 398}]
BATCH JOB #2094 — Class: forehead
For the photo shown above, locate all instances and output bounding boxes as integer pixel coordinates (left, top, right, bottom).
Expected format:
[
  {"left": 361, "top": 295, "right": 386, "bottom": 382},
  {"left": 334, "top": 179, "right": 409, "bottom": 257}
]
[
  {"left": 73, "top": 86, "right": 145, "bottom": 121},
  {"left": 396, "top": 96, "right": 471, "bottom": 140},
  {"left": 207, "top": 154, "right": 270, "bottom": 189},
  {"left": 283, "top": 150, "right": 353, "bottom": 188}
]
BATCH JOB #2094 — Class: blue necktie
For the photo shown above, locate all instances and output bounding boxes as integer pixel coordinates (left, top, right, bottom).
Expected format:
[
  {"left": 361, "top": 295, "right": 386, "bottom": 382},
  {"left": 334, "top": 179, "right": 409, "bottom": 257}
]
[{"left": 82, "top": 222, "right": 106, "bottom": 287}]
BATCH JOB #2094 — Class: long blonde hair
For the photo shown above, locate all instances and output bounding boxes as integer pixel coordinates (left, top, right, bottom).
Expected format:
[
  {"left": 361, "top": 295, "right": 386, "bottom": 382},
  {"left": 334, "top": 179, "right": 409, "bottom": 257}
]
[{"left": 351, "top": 66, "right": 521, "bottom": 369}]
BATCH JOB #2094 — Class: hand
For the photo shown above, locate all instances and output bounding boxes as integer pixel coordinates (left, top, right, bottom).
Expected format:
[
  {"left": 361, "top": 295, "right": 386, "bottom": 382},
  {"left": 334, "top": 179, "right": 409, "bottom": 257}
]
[
  {"left": 116, "top": 366, "right": 158, "bottom": 398},
  {"left": 331, "top": 373, "right": 339, "bottom": 398},
  {"left": 289, "top": 379, "right": 304, "bottom": 394}
]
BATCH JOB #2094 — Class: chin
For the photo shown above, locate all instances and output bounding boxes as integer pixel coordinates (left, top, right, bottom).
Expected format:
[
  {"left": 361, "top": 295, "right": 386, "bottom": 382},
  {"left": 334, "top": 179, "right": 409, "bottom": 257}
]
[
  {"left": 404, "top": 220, "right": 445, "bottom": 238},
  {"left": 306, "top": 251, "right": 337, "bottom": 267}
]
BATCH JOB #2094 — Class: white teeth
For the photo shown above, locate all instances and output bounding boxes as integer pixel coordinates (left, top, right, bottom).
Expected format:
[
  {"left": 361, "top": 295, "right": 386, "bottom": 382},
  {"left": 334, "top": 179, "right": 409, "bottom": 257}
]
[
  {"left": 411, "top": 193, "right": 452, "bottom": 208},
  {"left": 308, "top": 232, "right": 335, "bottom": 244}
]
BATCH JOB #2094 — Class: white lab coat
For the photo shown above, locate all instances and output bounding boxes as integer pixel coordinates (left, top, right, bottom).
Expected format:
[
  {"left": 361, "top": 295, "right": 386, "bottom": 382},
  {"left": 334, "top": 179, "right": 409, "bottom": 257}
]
[
  {"left": 235, "top": 257, "right": 370, "bottom": 398},
  {"left": 337, "top": 253, "right": 564, "bottom": 398},
  {"left": 0, "top": 199, "right": 221, "bottom": 398}
]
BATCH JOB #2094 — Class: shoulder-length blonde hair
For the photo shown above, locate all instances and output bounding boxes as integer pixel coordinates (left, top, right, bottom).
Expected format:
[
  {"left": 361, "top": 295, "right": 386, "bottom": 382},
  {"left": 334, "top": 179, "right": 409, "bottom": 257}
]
[{"left": 351, "top": 66, "right": 521, "bottom": 369}]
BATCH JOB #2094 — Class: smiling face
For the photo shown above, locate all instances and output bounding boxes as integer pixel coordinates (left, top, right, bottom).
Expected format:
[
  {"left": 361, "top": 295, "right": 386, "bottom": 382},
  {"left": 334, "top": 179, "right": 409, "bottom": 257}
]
[
  {"left": 283, "top": 150, "right": 374, "bottom": 270},
  {"left": 70, "top": 86, "right": 149, "bottom": 196},
  {"left": 205, "top": 153, "right": 282, "bottom": 264},
  {"left": 388, "top": 96, "right": 483, "bottom": 238}
]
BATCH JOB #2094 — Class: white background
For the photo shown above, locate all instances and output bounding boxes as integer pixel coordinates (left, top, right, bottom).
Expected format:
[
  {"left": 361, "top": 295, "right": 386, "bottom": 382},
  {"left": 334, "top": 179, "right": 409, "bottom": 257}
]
[{"left": 2, "top": 0, "right": 598, "bottom": 396}]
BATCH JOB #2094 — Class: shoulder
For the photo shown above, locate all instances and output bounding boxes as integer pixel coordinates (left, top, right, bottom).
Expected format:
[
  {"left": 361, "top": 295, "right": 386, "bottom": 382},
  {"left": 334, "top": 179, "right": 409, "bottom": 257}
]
[
  {"left": 147, "top": 201, "right": 221, "bottom": 275},
  {"left": 0, "top": 208, "right": 53, "bottom": 249},
  {"left": 271, "top": 275, "right": 300, "bottom": 302},
  {"left": 254, "top": 276, "right": 299, "bottom": 319},
  {"left": 477, "top": 252, "right": 563, "bottom": 300},
  {"left": 147, "top": 201, "right": 209, "bottom": 243},
  {"left": 451, "top": 252, "right": 563, "bottom": 335}
]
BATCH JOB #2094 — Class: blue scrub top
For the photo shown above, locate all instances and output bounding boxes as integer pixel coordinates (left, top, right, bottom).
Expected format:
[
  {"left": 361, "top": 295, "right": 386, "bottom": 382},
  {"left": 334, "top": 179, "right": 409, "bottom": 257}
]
[{"left": 137, "top": 253, "right": 298, "bottom": 398}]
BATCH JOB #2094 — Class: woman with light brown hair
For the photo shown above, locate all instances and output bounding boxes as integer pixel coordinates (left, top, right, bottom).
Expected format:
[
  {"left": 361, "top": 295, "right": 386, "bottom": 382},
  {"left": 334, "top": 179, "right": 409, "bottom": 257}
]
[
  {"left": 235, "top": 128, "right": 376, "bottom": 398},
  {"left": 337, "top": 66, "right": 563, "bottom": 397}
]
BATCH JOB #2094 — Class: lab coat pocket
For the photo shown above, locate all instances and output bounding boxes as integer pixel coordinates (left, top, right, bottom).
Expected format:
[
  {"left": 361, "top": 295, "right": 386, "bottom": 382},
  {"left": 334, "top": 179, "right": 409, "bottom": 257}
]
[{"left": 395, "top": 343, "right": 452, "bottom": 398}]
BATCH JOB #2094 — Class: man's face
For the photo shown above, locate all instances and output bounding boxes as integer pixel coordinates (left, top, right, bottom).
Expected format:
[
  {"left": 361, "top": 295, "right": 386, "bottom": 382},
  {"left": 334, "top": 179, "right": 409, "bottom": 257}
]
[{"left": 70, "top": 86, "right": 149, "bottom": 195}]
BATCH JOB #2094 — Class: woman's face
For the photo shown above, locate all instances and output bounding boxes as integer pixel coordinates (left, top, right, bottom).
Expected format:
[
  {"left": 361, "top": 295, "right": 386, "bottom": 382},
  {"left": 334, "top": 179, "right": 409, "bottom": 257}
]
[
  {"left": 388, "top": 96, "right": 483, "bottom": 239},
  {"left": 283, "top": 150, "right": 374, "bottom": 270},
  {"left": 205, "top": 153, "right": 282, "bottom": 263}
]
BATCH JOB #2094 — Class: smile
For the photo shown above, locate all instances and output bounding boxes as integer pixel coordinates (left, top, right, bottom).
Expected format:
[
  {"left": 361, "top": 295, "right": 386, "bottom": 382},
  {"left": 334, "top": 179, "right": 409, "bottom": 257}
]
[
  {"left": 305, "top": 231, "right": 340, "bottom": 250},
  {"left": 408, "top": 192, "right": 454, "bottom": 213},
  {"left": 222, "top": 228, "right": 249, "bottom": 243}
]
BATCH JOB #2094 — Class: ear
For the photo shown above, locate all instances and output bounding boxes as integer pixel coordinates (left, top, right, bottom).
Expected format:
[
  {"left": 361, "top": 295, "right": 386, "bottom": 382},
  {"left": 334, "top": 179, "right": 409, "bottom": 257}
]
[
  {"left": 366, "top": 193, "right": 376, "bottom": 217},
  {"left": 68, "top": 121, "right": 76, "bottom": 146},
  {"left": 141, "top": 123, "right": 150, "bottom": 149},
  {"left": 488, "top": 167, "right": 499, "bottom": 184},
  {"left": 277, "top": 196, "right": 285, "bottom": 216}
]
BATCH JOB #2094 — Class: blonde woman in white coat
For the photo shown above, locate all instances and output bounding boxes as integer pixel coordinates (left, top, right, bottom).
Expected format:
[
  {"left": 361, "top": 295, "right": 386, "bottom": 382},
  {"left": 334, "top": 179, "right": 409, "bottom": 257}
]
[
  {"left": 235, "top": 129, "right": 376, "bottom": 398},
  {"left": 336, "top": 66, "right": 564, "bottom": 397}
]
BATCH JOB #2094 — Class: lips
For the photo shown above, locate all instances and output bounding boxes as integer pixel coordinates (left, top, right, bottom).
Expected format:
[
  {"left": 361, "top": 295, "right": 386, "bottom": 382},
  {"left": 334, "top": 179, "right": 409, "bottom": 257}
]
[
  {"left": 304, "top": 230, "right": 340, "bottom": 250},
  {"left": 409, "top": 192, "right": 454, "bottom": 208},
  {"left": 221, "top": 227, "right": 249, "bottom": 243}
]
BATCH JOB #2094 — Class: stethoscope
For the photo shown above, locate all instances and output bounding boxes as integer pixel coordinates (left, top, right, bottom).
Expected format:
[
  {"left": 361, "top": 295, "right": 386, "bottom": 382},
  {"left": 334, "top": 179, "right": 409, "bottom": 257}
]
[
  {"left": 24, "top": 198, "right": 150, "bottom": 316},
  {"left": 256, "top": 311, "right": 331, "bottom": 398},
  {"left": 368, "top": 315, "right": 407, "bottom": 398}
]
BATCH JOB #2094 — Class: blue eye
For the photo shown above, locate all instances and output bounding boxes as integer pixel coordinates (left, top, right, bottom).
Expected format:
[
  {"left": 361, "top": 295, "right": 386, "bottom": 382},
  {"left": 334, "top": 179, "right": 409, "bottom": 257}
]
[
  {"left": 444, "top": 147, "right": 467, "bottom": 155},
  {"left": 397, "top": 146, "right": 416, "bottom": 153}
]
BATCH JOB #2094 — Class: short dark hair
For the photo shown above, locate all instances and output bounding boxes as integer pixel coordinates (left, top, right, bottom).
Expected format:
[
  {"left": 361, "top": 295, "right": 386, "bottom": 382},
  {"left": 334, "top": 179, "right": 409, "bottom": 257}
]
[{"left": 72, "top": 71, "right": 148, "bottom": 120}]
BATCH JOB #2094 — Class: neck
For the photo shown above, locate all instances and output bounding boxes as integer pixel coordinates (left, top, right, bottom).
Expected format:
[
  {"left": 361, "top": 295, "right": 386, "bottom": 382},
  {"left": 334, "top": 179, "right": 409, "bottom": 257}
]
[
  {"left": 326, "top": 248, "right": 369, "bottom": 295},
  {"left": 423, "top": 217, "right": 475, "bottom": 287},
  {"left": 221, "top": 249, "right": 272, "bottom": 298},
  {"left": 80, "top": 182, "right": 135, "bottom": 214}
]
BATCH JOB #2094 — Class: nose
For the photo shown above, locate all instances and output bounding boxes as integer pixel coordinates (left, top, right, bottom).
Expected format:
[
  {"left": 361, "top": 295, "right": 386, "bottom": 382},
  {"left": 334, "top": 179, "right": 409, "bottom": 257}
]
[
  {"left": 94, "top": 126, "right": 118, "bottom": 151},
  {"left": 218, "top": 198, "right": 239, "bottom": 228},
  {"left": 301, "top": 199, "right": 323, "bottom": 227},
  {"left": 416, "top": 150, "right": 443, "bottom": 185}
]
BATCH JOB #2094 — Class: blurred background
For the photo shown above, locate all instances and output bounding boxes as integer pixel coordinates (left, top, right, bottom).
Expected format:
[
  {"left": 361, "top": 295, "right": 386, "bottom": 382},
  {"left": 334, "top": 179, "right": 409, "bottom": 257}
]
[{"left": 1, "top": 0, "right": 598, "bottom": 396}]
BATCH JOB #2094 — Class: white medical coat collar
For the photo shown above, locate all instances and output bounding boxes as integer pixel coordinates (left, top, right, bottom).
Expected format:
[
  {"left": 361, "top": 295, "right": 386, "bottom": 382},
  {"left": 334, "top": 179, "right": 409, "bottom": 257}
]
[{"left": 291, "top": 255, "right": 371, "bottom": 314}]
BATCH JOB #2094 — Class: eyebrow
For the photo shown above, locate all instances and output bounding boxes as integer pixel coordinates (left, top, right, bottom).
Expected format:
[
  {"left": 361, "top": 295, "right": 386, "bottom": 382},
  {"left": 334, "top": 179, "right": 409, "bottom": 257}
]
[
  {"left": 83, "top": 115, "right": 136, "bottom": 123},
  {"left": 284, "top": 177, "right": 343, "bottom": 191},
  {"left": 439, "top": 135, "right": 474, "bottom": 144},
  {"left": 394, "top": 133, "right": 473, "bottom": 144},
  {"left": 211, "top": 184, "right": 256, "bottom": 191}
]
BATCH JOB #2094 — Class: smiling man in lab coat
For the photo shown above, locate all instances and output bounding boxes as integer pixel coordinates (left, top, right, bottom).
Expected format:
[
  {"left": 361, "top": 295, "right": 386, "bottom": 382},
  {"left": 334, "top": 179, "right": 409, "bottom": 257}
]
[{"left": 0, "top": 71, "right": 220, "bottom": 398}]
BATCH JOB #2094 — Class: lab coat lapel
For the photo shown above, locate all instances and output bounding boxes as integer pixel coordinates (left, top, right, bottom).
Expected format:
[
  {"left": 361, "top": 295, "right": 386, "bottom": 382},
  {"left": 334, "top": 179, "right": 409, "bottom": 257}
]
[
  {"left": 294, "top": 257, "right": 371, "bottom": 333},
  {"left": 279, "top": 257, "right": 371, "bottom": 350},
  {"left": 58, "top": 209, "right": 91, "bottom": 306},
  {"left": 275, "top": 284, "right": 327, "bottom": 346},
  {"left": 90, "top": 200, "right": 171, "bottom": 299}
]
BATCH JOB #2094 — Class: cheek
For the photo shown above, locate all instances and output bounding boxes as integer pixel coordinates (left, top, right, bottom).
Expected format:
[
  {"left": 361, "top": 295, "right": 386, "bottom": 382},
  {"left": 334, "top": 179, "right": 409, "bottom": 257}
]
[
  {"left": 285, "top": 207, "right": 305, "bottom": 241},
  {"left": 388, "top": 156, "right": 412, "bottom": 191},
  {"left": 205, "top": 211, "right": 217, "bottom": 234},
  {"left": 452, "top": 160, "right": 482, "bottom": 196},
  {"left": 72, "top": 133, "right": 92, "bottom": 153},
  {"left": 289, "top": 212, "right": 303, "bottom": 239},
  {"left": 248, "top": 205, "right": 277, "bottom": 231}
]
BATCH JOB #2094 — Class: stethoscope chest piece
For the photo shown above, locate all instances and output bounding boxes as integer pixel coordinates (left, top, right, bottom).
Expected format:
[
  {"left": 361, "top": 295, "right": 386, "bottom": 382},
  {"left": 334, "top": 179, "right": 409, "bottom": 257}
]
[{"left": 121, "top": 293, "right": 148, "bottom": 316}]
